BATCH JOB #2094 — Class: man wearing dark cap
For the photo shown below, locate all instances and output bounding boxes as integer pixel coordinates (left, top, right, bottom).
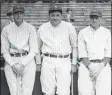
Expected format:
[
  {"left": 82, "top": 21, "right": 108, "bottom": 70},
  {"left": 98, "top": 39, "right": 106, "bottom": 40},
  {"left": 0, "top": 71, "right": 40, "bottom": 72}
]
[
  {"left": 1, "top": 7, "right": 13, "bottom": 30},
  {"left": 78, "top": 8, "right": 111, "bottom": 95},
  {"left": 65, "top": 8, "right": 75, "bottom": 23},
  {"left": 36, "top": 5, "right": 77, "bottom": 95},
  {"left": 1, "top": 5, "right": 38, "bottom": 95}
]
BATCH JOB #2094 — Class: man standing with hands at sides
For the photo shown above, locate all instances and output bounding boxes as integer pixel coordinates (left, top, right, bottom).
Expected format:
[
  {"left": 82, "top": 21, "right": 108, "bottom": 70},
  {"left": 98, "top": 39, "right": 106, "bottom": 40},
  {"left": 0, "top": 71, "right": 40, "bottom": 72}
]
[
  {"left": 1, "top": 7, "right": 13, "bottom": 30},
  {"left": 36, "top": 5, "right": 77, "bottom": 95},
  {"left": 78, "top": 8, "right": 111, "bottom": 95},
  {"left": 65, "top": 8, "right": 75, "bottom": 23},
  {"left": 1, "top": 5, "right": 38, "bottom": 95}
]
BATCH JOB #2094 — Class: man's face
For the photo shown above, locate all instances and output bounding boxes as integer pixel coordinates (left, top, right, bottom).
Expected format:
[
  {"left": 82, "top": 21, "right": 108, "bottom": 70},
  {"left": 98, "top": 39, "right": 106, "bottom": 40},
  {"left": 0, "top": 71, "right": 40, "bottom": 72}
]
[
  {"left": 49, "top": 11, "right": 62, "bottom": 27},
  {"left": 67, "top": 10, "right": 72, "bottom": 15},
  {"left": 90, "top": 15, "right": 101, "bottom": 28},
  {"left": 13, "top": 11, "right": 24, "bottom": 25}
]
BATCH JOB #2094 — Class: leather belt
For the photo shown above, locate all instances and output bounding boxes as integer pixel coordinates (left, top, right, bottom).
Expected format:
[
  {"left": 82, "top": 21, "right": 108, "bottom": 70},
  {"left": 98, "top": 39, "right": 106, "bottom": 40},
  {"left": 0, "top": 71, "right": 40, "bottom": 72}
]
[
  {"left": 10, "top": 51, "right": 28, "bottom": 57},
  {"left": 43, "top": 53, "right": 69, "bottom": 58},
  {"left": 90, "top": 59, "right": 103, "bottom": 63}
]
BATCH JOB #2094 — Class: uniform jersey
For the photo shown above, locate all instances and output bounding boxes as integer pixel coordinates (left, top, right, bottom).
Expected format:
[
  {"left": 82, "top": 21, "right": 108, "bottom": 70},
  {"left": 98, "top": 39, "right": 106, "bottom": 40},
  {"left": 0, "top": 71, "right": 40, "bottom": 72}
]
[
  {"left": 37, "top": 20, "right": 77, "bottom": 55},
  {"left": 1, "top": 21, "right": 38, "bottom": 66},
  {"left": 78, "top": 25, "right": 111, "bottom": 60}
]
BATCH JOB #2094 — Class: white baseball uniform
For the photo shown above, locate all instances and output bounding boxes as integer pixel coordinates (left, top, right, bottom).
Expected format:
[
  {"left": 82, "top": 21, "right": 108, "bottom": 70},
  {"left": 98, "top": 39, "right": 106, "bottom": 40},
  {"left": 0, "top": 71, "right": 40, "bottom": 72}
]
[
  {"left": 37, "top": 20, "right": 77, "bottom": 95},
  {"left": 1, "top": 21, "right": 38, "bottom": 95},
  {"left": 78, "top": 26, "right": 111, "bottom": 95}
]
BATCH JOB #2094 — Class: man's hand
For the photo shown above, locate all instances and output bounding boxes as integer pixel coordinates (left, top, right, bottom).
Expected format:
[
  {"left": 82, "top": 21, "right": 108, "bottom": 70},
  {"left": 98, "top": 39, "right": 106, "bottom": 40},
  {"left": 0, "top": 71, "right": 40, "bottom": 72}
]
[
  {"left": 71, "top": 64, "right": 77, "bottom": 74},
  {"left": 88, "top": 63, "right": 104, "bottom": 79},
  {"left": 36, "top": 64, "right": 41, "bottom": 72},
  {"left": 11, "top": 63, "right": 25, "bottom": 77},
  {"left": 11, "top": 63, "right": 19, "bottom": 76},
  {"left": 18, "top": 64, "right": 25, "bottom": 77}
]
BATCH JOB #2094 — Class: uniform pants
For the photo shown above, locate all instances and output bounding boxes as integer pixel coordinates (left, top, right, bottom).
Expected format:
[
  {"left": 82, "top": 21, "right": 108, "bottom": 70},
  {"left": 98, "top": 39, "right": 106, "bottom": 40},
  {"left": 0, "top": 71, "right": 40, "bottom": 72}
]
[
  {"left": 40, "top": 56, "right": 71, "bottom": 95},
  {"left": 78, "top": 62, "right": 111, "bottom": 95},
  {"left": 4, "top": 57, "right": 36, "bottom": 95}
]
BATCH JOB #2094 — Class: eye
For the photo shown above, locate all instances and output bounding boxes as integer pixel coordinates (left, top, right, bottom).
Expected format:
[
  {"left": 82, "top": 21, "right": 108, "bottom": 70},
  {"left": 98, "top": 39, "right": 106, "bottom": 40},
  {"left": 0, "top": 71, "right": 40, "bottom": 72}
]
[
  {"left": 50, "top": 14, "right": 54, "bottom": 17},
  {"left": 56, "top": 14, "right": 60, "bottom": 17},
  {"left": 19, "top": 12, "right": 23, "bottom": 15}
]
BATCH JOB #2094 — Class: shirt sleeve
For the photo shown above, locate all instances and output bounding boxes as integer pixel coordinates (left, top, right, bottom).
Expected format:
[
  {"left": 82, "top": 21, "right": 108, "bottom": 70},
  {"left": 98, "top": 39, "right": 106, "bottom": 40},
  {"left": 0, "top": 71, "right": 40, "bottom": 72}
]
[
  {"left": 78, "top": 30, "right": 88, "bottom": 59},
  {"left": 29, "top": 26, "right": 38, "bottom": 54},
  {"left": 69, "top": 24, "right": 77, "bottom": 48},
  {"left": 69, "top": 24, "right": 77, "bottom": 65},
  {"left": 104, "top": 31, "right": 111, "bottom": 58},
  {"left": 22, "top": 26, "right": 38, "bottom": 65},
  {"left": 1, "top": 28, "right": 15, "bottom": 66}
]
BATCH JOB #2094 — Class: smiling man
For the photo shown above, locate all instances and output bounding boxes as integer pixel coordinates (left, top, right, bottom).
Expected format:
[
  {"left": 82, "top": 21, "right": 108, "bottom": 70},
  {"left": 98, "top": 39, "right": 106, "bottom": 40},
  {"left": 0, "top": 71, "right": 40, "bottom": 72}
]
[
  {"left": 36, "top": 5, "right": 78, "bottom": 95},
  {"left": 1, "top": 5, "right": 38, "bottom": 95}
]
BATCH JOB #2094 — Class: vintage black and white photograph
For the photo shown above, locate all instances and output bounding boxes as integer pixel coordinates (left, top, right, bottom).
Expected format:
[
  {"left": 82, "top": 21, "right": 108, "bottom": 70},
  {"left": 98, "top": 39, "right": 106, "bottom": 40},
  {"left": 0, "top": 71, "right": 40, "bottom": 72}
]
[{"left": 0, "top": 0, "right": 111, "bottom": 95}]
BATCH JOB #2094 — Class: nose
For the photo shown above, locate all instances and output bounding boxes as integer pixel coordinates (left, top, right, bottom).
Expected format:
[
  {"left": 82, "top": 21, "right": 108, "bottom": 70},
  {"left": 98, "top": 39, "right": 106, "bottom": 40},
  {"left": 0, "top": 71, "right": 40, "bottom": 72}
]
[
  {"left": 92, "top": 18, "right": 97, "bottom": 21},
  {"left": 53, "top": 16, "right": 58, "bottom": 19}
]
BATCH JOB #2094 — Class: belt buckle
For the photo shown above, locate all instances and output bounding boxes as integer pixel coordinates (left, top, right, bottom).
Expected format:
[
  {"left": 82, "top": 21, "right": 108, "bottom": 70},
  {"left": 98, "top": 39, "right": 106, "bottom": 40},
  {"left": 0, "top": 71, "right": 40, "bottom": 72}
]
[
  {"left": 98, "top": 60, "right": 102, "bottom": 63},
  {"left": 64, "top": 54, "right": 69, "bottom": 58},
  {"left": 19, "top": 53, "right": 21, "bottom": 57},
  {"left": 16, "top": 53, "right": 20, "bottom": 57},
  {"left": 54, "top": 54, "right": 58, "bottom": 58},
  {"left": 91, "top": 59, "right": 102, "bottom": 63},
  {"left": 64, "top": 55, "right": 68, "bottom": 58},
  {"left": 59, "top": 55, "right": 63, "bottom": 58},
  {"left": 22, "top": 52, "right": 26, "bottom": 56},
  {"left": 96, "top": 60, "right": 98, "bottom": 63},
  {"left": 49, "top": 54, "right": 51, "bottom": 57}
]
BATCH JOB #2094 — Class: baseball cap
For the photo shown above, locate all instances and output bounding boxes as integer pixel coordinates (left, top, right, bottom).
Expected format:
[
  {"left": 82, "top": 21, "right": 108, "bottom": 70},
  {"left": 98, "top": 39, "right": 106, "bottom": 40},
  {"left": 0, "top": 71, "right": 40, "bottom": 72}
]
[
  {"left": 13, "top": 5, "right": 25, "bottom": 13},
  {"left": 49, "top": 5, "right": 62, "bottom": 15},
  {"left": 6, "top": 8, "right": 13, "bottom": 16},
  {"left": 90, "top": 8, "right": 102, "bottom": 17},
  {"left": 66, "top": 8, "right": 72, "bottom": 12}
]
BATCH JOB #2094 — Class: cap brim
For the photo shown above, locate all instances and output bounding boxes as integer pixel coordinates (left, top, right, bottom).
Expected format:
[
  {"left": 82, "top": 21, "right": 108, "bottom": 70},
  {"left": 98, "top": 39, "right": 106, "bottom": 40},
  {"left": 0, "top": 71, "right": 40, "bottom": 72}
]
[
  {"left": 7, "top": 13, "right": 12, "bottom": 16},
  {"left": 13, "top": 9, "right": 24, "bottom": 13},
  {"left": 90, "top": 13, "right": 101, "bottom": 17},
  {"left": 50, "top": 8, "right": 62, "bottom": 11},
  {"left": 49, "top": 9, "right": 62, "bottom": 15}
]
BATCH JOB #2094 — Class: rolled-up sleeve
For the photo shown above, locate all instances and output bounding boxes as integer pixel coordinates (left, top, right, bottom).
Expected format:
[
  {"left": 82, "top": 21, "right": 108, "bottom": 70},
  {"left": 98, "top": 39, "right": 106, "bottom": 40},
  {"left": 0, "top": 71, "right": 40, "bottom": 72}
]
[
  {"left": 78, "top": 31, "right": 88, "bottom": 58},
  {"left": 1, "top": 28, "right": 15, "bottom": 66},
  {"left": 104, "top": 31, "right": 111, "bottom": 58},
  {"left": 1, "top": 28, "right": 10, "bottom": 54}
]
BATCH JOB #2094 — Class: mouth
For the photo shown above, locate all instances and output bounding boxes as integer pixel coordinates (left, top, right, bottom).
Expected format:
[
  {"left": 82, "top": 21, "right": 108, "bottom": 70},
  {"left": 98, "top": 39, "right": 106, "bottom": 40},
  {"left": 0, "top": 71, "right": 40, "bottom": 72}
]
[
  {"left": 17, "top": 18, "right": 21, "bottom": 20},
  {"left": 52, "top": 19, "right": 57, "bottom": 21},
  {"left": 92, "top": 21, "right": 96, "bottom": 23}
]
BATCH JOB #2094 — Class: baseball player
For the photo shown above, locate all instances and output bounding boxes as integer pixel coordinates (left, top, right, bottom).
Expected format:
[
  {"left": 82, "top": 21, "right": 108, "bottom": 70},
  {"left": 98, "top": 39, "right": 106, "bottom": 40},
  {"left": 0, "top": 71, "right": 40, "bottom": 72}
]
[
  {"left": 1, "top": 5, "right": 38, "bottom": 95},
  {"left": 78, "top": 8, "right": 111, "bottom": 95},
  {"left": 36, "top": 5, "right": 77, "bottom": 95}
]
